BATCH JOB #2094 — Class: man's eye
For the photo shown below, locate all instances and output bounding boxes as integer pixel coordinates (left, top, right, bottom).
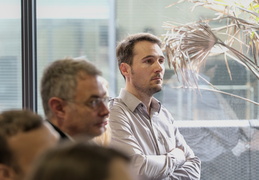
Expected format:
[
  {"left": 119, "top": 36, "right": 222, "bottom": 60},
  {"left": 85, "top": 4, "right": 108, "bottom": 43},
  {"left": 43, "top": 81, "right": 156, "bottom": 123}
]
[
  {"left": 88, "top": 99, "right": 97, "bottom": 105},
  {"left": 159, "top": 59, "right": 165, "bottom": 64},
  {"left": 145, "top": 59, "right": 152, "bottom": 63}
]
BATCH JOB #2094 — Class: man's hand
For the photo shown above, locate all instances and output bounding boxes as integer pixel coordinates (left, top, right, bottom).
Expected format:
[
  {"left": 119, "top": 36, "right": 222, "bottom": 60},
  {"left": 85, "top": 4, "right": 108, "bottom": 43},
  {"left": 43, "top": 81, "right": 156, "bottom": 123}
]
[
  {"left": 170, "top": 148, "right": 186, "bottom": 167},
  {"left": 250, "top": 130, "right": 259, "bottom": 151}
]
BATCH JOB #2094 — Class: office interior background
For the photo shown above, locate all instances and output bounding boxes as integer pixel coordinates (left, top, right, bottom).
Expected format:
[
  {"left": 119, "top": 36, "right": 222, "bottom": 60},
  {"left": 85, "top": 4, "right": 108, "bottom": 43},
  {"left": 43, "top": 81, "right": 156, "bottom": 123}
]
[{"left": 0, "top": 0, "right": 258, "bottom": 179}]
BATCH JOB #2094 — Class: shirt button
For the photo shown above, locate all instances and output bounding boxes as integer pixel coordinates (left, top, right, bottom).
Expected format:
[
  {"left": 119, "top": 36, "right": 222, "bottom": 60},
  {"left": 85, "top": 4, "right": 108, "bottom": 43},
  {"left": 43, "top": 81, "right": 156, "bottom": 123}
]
[{"left": 158, "top": 137, "right": 162, "bottom": 142}]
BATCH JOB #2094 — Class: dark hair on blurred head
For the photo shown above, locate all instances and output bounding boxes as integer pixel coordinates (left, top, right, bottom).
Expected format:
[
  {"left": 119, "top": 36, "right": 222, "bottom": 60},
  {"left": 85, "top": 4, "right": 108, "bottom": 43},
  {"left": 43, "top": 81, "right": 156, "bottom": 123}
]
[
  {"left": 27, "top": 142, "right": 130, "bottom": 180},
  {"left": 0, "top": 109, "right": 44, "bottom": 173}
]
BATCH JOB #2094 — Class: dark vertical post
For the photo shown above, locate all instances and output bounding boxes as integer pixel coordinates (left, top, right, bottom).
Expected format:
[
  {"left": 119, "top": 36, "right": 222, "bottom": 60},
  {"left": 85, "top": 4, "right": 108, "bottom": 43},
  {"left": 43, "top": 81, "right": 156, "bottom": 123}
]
[{"left": 21, "top": 0, "right": 37, "bottom": 112}]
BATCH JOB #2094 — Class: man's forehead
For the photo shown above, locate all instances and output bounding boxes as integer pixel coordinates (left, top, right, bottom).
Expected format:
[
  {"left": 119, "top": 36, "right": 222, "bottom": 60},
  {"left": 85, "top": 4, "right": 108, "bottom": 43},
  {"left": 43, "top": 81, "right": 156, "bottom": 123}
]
[
  {"left": 82, "top": 76, "right": 108, "bottom": 95},
  {"left": 134, "top": 40, "right": 162, "bottom": 51},
  {"left": 5, "top": 122, "right": 60, "bottom": 179},
  {"left": 8, "top": 123, "right": 59, "bottom": 148}
]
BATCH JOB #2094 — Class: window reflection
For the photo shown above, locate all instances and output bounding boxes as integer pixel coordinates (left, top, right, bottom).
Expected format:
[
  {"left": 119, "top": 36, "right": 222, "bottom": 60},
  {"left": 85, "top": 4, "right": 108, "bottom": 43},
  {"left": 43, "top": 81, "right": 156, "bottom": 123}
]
[
  {"left": 36, "top": 0, "right": 112, "bottom": 116},
  {"left": 0, "top": 0, "right": 21, "bottom": 111},
  {"left": 36, "top": 2, "right": 258, "bottom": 179}
]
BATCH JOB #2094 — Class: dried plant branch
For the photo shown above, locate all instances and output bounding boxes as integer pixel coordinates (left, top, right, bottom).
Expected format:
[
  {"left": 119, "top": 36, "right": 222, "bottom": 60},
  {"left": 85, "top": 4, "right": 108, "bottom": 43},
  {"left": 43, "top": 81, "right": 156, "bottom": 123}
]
[
  {"left": 162, "top": 0, "right": 259, "bottom": 106},
  {"left": 162, "top": 17, "right": 259, "bottom": 83},
  {"left": 173, "top": 86, "right": 259, "bottom": 106}
]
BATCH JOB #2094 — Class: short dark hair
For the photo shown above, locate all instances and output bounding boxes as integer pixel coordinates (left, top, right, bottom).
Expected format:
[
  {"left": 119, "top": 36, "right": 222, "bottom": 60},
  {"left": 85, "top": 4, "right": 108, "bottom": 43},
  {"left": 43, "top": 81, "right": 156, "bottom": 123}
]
[
  {"left": 116, "top": 33, "right": 162, "bottom": 66},
  {"left": 0, "top": 109, "right": 43, "bottom": 172},
  {"left": 28, "top": 142, "right": 130, "bottom": 180}
]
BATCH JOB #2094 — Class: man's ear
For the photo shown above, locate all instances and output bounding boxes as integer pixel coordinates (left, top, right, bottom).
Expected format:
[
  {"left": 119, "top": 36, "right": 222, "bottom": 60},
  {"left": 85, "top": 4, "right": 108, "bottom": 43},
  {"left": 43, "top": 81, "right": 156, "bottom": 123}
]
[
  {"left": 0, "top": 164, "right": 15, "bottom": 180},
  {"left": 48, "top": 97, "right": 66, "bottom": 126},
  {"left": 119, "top": 63, "right": 130, "bottom": 77}
]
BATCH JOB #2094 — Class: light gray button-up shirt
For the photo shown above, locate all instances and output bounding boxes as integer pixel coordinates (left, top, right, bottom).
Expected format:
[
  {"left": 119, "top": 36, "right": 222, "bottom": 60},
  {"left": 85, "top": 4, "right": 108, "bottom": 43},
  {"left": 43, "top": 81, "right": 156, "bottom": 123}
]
[{"left": 109, "top": 89, "right": 201, "bottom": 180}]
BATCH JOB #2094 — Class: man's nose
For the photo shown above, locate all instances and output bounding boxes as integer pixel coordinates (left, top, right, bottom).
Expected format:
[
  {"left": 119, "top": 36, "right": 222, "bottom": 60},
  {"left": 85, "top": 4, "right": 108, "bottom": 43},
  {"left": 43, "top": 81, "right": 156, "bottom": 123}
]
[
  {"left": 154, "top": 60, "right": 164, "bottom": 72},
  {"left": 99, "top": 102, "right": 110, "bottom": 116}
]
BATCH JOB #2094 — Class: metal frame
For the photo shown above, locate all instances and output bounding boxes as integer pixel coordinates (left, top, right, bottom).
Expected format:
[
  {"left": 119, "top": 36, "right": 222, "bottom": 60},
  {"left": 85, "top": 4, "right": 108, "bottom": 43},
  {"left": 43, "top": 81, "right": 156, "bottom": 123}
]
[
  {"left": 108, "top": 0, "right": 117, "bottom": 96},
  {"left": 21, "top": 0, "right": 37, "bottom": 112}
]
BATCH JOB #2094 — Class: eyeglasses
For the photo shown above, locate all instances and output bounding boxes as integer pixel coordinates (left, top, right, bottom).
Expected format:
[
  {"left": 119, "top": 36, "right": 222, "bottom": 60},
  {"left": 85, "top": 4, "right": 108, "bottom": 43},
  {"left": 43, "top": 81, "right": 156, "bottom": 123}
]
[
  {"left": 85, "top": 96, "right": 111, "bottom": 110},
  {"left": 66, "top": 96, "right": 111, "bottom": 110}
]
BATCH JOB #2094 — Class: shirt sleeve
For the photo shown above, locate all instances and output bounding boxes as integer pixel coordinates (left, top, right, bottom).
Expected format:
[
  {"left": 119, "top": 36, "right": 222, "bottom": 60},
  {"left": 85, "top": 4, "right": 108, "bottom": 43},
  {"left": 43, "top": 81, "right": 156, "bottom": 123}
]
[
  {"left": 169, "top": 127, "right": 201, "bottom": 179},
  {"left": 109, "top": 104, "right": 201, "bottom": 180}
]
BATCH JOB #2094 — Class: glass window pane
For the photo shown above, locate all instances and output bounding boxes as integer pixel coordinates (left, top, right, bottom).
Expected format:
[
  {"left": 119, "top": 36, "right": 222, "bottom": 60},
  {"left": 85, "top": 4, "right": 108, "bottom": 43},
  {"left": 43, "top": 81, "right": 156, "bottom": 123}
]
[
  {"left": 116, "top": 1, "right": 259, "bottom": 179},
  {"left": 116, "top": 0, "right": 259, "bottom": 121},
  {"left": 36, "top": 0, "right": 259, "bottom": 179},
  {"left": 117, "top": 1, "right": 259, "bottom": 179},
  {"left": 36, "top": 0, "right": 112, "bottom": 116},
  {"left": 0, "top": 0, "right": 22, "bottom": 111}
]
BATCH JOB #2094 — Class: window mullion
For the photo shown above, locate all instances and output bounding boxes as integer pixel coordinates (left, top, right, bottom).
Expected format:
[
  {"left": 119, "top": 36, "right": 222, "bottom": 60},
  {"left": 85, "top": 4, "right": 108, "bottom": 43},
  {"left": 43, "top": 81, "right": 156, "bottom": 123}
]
[{"left": 21, "top": 0, "right": 37, "bottom": 112}]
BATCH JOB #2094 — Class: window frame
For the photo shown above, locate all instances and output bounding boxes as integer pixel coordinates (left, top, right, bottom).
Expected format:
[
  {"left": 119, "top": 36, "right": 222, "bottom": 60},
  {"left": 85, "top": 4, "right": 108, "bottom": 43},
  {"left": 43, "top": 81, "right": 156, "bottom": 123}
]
[{"left": 21, "top": 0, "right": 37, "bottom": 111}]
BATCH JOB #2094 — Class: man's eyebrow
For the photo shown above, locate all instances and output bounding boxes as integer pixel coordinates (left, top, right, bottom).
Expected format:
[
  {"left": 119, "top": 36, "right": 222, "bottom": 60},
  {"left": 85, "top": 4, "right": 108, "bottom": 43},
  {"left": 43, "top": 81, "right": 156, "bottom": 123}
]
[
  {"left": 88, "top": 95, "right": 99, "bottom": 99},
  {"left": 88, "top": 93, "right": 107, "bottom": 99},
  {"left": 142, "top": 55, "right": 165, "bottom": 59}
]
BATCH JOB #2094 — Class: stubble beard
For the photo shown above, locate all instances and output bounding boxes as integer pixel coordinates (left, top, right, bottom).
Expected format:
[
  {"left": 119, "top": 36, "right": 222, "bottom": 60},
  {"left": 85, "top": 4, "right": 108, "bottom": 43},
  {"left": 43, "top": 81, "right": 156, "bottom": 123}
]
[{"left": 131, "top": 68, "right": 162, "bottom": 97}]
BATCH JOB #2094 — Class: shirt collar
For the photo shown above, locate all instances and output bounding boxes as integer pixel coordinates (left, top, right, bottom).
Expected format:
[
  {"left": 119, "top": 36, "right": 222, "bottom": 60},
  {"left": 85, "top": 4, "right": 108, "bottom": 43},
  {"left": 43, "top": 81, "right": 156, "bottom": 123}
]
[{"left": 119, "top": 88, "right": 161, "bottom": 113}]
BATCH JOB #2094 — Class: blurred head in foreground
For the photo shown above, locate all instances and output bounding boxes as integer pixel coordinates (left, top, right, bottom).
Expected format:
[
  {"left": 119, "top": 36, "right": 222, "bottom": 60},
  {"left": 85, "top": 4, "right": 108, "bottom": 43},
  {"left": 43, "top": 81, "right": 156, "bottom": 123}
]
[
  {"left": 0, "top": 109, "right": 59, "bottom": 180},
  {"left": 27, "top": 142, "right": 137, "bottom": 180}
]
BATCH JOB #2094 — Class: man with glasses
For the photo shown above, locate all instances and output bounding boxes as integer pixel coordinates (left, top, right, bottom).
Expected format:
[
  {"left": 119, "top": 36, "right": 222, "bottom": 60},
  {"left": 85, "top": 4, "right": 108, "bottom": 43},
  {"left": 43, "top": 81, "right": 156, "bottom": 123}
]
[{"left": 40, "top": 57, "right": 110, "bottom": 142}]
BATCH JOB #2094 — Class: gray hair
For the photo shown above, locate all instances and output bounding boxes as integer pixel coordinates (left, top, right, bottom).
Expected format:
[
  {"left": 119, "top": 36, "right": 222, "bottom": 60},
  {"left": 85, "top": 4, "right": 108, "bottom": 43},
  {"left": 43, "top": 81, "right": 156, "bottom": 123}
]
[{"left": 40, "top": 57, "right": 102, "bottom": 117}]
